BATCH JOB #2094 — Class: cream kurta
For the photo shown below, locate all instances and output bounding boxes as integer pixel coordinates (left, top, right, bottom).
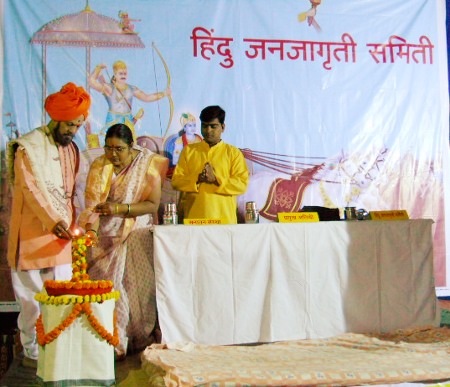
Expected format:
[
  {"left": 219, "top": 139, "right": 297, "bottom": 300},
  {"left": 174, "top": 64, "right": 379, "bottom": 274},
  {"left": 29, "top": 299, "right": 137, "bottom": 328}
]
[
  {"left": 171, "top": 140, "right": 249, "bottom": 224},
  {"left": 7, "top": 128, "right": 78, "bottom": 270}
]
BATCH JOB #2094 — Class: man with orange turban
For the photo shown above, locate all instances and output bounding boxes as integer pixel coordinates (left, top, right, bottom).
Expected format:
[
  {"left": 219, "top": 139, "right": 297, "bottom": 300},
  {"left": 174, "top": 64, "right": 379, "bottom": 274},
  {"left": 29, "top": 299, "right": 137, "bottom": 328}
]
[{"left": 6, "top": 82, "right": 91, "bottom": 368}]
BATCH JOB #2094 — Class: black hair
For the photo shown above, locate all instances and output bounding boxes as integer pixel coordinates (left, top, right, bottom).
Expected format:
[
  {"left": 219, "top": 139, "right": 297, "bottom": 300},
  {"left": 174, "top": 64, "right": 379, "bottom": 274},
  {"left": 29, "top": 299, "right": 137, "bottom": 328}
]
[
  {"left": 199, "top": 105, "right": 225, "bottom": 124},
  {"left": 105, "top": 123, "right": 134, "bottom": 146}
]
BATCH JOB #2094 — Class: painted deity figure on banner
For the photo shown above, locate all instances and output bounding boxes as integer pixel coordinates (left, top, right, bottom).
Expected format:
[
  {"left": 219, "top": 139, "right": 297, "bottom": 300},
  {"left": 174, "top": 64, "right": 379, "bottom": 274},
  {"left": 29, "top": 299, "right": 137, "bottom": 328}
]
[
  {"left": 118, "top": 10, "right": 140, "bottom": 34},
  {"left": 88, "top": 60, "right": 171, "bottom": 146},
  {"left": 164, "top": 113, "right": 202, "bottom": 174},
  {"left": 298, "top": 0, "right": 322, "bottom": 32}
]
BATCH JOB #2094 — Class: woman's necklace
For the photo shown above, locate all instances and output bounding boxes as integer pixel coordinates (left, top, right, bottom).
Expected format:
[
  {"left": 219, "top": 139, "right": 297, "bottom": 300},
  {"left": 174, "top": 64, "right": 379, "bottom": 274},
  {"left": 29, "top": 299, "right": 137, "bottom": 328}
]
[{"left": 114, "top": 151, "right": 135, "bottom": 175}]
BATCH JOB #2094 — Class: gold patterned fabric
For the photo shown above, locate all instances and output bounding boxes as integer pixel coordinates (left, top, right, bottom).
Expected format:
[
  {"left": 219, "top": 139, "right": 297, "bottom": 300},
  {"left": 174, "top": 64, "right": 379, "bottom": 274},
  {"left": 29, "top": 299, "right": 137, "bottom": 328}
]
[{"left": 142, "top": 326, "right": 450, "bottom": 386}]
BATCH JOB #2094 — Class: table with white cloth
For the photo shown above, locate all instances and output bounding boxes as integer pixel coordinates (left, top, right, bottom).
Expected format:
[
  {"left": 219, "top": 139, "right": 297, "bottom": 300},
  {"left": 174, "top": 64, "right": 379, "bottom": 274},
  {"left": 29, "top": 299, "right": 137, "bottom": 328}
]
[{"left": 153, "top": 219, "right": 440, "bottom": 345}]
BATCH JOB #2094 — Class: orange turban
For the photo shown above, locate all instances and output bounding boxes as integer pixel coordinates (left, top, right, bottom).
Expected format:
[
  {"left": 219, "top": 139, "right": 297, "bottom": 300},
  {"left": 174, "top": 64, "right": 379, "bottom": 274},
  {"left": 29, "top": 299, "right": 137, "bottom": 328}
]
[{"left": 44, "top": 82, "right": 91, "bottom": 121}]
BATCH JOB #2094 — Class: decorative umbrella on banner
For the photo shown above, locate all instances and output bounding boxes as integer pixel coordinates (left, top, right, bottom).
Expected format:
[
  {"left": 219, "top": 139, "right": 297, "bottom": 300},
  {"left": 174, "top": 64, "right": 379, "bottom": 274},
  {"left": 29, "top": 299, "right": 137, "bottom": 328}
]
[
  {"left": 30, "top": 1, "right": 146, "bottom": 128},
  {"left": 30, "top": 1, "right": 174, "bottom": 211}
]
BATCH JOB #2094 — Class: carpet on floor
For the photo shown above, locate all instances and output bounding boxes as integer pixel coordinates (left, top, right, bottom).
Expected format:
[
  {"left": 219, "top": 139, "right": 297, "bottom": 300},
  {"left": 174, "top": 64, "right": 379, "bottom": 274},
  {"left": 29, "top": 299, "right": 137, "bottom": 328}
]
[
  {"left": 142, "top": 325, "right": 450, "bottom": 386},
  {"left": 2, "top": 308, "right": 450, "bottom": 386}
]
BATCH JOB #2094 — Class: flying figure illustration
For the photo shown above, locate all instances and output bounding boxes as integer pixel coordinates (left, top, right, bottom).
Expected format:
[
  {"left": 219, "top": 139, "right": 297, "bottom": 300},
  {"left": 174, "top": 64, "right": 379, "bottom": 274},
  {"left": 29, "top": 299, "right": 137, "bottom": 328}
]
[{"left": 298, "top": 0, "right": 322, "bottom": 32}]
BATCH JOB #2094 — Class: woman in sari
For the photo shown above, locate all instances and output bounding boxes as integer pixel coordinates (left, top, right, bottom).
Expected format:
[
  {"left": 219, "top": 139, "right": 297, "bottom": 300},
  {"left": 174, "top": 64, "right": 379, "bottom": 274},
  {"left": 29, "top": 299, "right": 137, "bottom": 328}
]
[{"left": 78, "top": 123, "right": 168, "bottom": 359}]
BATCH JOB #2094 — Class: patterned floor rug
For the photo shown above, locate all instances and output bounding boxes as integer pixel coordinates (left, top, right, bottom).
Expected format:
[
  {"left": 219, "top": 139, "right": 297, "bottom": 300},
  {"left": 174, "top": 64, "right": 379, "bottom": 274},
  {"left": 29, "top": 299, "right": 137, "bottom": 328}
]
[
  {"left": 142, "top": 326, "right": 450, "bottom": 386},
  {"left": 2, "top": 308, "right": 450, "bottom": 386}
]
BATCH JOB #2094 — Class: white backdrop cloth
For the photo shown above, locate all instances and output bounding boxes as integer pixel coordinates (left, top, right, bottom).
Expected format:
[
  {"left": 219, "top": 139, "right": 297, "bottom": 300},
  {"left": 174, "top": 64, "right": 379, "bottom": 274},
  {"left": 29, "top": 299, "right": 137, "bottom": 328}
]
[
  {"left": 1, "top": 0, "right": 449, "bottom": 291},
  {"left": 153, "top": 220, "right": 440, "bottom": 345}
]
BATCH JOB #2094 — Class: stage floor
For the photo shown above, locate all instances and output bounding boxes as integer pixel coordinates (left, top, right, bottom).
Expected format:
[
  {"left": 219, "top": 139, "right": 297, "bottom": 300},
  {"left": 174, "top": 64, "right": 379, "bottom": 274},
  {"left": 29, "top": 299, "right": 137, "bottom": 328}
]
[
  {"left": 0, "top": 348, "right": 142, "bottom": 386},
  {"left": 1, "top": 299, "right": 450, "bottom": 387}
]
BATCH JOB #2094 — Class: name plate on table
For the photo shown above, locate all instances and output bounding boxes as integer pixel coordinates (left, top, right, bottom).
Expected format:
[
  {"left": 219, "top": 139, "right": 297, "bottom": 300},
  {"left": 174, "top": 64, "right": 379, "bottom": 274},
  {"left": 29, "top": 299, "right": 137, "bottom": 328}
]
[
  {"left": 369, "top": 210, "right": 409, "bottom": 220},
  {"left": 184, "top": 218, "right": 225, "bottom": 225},
  {"left": 278, "top": 212, "right": 320, "bottom": 223}
]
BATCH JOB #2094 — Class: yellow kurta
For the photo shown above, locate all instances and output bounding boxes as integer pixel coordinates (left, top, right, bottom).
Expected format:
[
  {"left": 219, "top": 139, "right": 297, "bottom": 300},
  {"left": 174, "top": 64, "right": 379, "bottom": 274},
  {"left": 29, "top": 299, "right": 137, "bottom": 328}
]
[{"left": 171, "top": 140, "right": 249, "bottom": 224}]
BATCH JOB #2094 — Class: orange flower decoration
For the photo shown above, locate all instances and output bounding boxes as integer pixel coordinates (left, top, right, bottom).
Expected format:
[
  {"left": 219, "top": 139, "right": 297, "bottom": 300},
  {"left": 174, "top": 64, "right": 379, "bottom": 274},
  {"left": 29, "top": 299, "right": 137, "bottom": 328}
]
[
  {"left": 36, "top": 302, "right": 119, "bottom": 347},
  {"left": 44, "top": 233, "right": 113, "bottom": 296},
  {"left": 36, "top": 233, "right": 120, "bottom": 347}
]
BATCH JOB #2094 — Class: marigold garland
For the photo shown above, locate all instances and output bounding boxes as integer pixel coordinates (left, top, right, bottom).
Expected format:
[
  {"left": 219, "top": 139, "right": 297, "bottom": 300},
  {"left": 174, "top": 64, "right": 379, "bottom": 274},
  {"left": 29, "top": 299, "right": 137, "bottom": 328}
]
[
  {"left": 36, "top": 302, "right": 119, "bottom": 347},
  {"left": 35, "top": 291, "right": 120, "bottom": 305},
  {"left": 44, "top": 234, "right": 114, "bottom": 296},
  {"left": 35, "top": 233, "right": 120, "bottom": 347}
]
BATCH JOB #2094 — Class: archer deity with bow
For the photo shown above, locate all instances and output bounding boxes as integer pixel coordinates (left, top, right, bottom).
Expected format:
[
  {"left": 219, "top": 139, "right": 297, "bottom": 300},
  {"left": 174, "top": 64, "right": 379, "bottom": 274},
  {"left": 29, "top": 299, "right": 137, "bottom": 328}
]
[{"left": 88, "top": 60, "right": 171, "bottom": 139}]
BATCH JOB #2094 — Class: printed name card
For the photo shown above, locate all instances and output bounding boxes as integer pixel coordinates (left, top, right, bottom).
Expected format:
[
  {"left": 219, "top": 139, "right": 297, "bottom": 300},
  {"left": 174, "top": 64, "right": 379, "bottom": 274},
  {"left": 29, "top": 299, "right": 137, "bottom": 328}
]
[
  {"left": 369, "top": 210, "right": 409, "bottom": 220},
  {"left": 183, "top": 218, "right": 225, "bottom": 225},
  {"left": 277, "top": 212, "right": 320, "bottom": 223}
]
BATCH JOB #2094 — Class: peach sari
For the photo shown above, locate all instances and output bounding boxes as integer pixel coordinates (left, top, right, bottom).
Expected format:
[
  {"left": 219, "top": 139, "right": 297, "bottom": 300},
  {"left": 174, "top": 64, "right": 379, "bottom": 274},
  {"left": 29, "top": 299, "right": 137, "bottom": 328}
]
[{"left": 79, "top": 146, "right": 168, "bottom": 354}]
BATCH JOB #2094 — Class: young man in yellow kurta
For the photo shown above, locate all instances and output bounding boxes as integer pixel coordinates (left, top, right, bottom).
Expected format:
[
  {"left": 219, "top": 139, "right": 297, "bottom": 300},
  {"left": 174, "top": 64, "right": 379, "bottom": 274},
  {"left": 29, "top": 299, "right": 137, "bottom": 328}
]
[{"left": 171, "top": 105, "right": 249, "bottom": 224}]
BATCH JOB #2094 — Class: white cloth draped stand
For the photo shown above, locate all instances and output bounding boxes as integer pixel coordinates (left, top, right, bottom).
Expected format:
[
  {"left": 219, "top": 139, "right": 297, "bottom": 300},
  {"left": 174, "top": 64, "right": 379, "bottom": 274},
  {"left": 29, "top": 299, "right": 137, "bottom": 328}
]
[
  {"left": 153, "top": 220, "right": 440, "bottom": 345},
  {"left": 37, "top": 299, "right": 116, "bottom": 386}
]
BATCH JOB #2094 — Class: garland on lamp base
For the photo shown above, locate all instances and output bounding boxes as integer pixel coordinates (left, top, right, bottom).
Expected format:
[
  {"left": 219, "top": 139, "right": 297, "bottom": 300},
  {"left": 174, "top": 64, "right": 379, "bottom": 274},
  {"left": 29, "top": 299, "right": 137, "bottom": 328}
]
[
  {"left": 35, "top": 233, "right": 120, "bottom": 347},
  {"left": 35, "top": 290, "right": 120, "bottom": 305},
  {"left": 36, "top": 302, "right": 119, "bottom": 346},
  {"left": 43, "top": 234, "right": 114, "bottom": 296}
]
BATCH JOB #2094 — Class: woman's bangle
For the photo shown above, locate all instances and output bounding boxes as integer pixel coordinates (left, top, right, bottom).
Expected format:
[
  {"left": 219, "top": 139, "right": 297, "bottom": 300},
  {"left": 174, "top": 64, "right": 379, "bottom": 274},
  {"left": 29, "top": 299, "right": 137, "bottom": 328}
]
[
  {"left": 115, "top": 204, "right": 119, "bottom": 214},
  {"left": 87, "top": 229, "right": 98, "bottom": 236},
  {"left": 125, "top": 204, "right": 131, "bottom": 216}
]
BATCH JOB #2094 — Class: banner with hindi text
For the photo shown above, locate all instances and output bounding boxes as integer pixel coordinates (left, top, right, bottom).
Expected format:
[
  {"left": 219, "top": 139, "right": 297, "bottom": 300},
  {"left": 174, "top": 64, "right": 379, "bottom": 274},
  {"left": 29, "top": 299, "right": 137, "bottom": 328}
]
[{"left": 1, "top": 0, "right": 449, "bottom": 291}]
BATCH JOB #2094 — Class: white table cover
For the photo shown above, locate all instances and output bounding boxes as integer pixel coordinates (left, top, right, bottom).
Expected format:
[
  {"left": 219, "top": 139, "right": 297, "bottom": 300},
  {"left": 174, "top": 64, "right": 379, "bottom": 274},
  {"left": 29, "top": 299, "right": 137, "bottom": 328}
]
[
  {"left": 37, "top": 299, "right": 115, "bottom": 386},
  {"left": 153, "top": 219, "right": 440, "bottom": 345}
]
